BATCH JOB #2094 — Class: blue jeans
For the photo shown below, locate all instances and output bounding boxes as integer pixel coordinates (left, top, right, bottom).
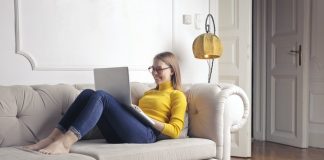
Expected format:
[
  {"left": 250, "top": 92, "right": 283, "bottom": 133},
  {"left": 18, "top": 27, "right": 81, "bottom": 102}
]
[{"left": 57, "top": 89, "right": 157, "bottom": 143}]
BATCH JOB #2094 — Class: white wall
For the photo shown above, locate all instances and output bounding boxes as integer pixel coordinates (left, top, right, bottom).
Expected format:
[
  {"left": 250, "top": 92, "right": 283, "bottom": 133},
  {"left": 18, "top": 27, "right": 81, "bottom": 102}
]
[
  {"left": 173, "top": 0, "right": 219, "bottom": 83},
  {"left": 0, "top": 0, "right": 217, "bottom": 85}
]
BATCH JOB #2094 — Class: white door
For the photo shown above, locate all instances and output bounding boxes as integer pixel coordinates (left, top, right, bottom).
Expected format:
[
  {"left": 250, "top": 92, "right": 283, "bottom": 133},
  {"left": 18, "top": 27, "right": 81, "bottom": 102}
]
[
  {"left": 266, "top": 0, "right": 309, "bottom": 148},
  {"left": 219, "top": 0, "right": 252, "bottom": 157}
]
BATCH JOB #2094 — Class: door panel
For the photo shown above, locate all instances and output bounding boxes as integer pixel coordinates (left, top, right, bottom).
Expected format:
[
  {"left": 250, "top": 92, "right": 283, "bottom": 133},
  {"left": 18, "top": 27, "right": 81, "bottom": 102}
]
[
  {"left": 273, "top": 0, "right": 297, "bottom": 35},
  {"left": 219, "top": 0, "right": 251, "bottom": 157},
  {"left": 266, "top": 0, "right": 308, "bottom": 148},
  {"left": 272, "top": 76, "right": 297, "bottom": 138}
]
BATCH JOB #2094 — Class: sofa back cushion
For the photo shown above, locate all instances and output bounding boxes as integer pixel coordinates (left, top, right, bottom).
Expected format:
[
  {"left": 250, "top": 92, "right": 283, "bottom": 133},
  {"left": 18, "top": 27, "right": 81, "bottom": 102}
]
[{"left": 0, "top": 84, "right": 79, "bottom": 147}]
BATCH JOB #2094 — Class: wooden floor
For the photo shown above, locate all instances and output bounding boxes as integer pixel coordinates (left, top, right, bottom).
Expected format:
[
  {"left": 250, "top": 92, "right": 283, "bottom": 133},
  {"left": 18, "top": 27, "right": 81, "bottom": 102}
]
[{"left": 231, "top": 140, "right": 324, "bottom": 160}]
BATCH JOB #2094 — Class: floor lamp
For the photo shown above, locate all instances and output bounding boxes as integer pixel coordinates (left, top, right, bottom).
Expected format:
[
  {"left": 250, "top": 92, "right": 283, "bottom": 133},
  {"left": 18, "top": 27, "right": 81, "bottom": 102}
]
[{"left": 192, "top": 10, "right": 223, "bottom": 83}]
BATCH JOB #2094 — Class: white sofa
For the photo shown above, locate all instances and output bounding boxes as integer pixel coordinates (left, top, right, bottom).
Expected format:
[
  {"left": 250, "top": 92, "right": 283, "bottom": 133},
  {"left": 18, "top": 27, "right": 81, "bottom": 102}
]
[{"left": 0, "top": 82, "right": 249, "bottom": 160}]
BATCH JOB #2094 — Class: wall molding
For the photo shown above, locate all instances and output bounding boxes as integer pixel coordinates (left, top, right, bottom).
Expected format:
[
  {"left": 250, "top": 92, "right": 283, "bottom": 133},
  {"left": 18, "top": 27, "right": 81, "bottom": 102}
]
[
  {"left": 14, "top": 0, "right": 172, "bottom": 71},
  {"left": 14, "top": 0, "right": 36, "bottom": 70}
]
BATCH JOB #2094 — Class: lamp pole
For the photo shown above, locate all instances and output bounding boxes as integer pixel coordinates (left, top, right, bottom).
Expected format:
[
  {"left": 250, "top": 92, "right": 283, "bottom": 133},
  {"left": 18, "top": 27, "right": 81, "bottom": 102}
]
[{"left": 192, "top": 2, "right": 222, "bottom": 83}]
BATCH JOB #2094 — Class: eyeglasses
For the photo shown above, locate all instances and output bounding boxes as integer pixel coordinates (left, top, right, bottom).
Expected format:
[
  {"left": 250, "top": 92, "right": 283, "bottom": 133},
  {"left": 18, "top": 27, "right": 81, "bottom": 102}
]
[{"left": 148, "top": 66, "right": 171, "bottom": 74}]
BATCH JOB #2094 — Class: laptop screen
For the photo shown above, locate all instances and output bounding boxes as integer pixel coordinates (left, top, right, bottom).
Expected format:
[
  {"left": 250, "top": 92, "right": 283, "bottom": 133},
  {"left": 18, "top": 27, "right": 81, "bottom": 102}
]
[{"left": 93, "top": 67, "right": 132, "bottom": 106}]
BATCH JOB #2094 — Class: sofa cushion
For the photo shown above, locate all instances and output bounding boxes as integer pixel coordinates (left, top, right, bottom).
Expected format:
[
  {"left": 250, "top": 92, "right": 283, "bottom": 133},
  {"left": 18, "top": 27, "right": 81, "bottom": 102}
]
[
  {"left": 71, "top": 138, "right": 216, "bottom": 160},
  {"left": 0, "top": 147, "right": 95, "bottom": 160}
]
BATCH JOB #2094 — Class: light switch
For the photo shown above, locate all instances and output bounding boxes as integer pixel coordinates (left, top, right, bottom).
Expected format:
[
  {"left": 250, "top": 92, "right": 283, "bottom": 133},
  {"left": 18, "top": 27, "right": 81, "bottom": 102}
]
[
  {"left": 183, "top": 14, "right": 192, "bottom": 25},
  {"left": 195, "top": 14, "right": 203, "bottom": 30}
]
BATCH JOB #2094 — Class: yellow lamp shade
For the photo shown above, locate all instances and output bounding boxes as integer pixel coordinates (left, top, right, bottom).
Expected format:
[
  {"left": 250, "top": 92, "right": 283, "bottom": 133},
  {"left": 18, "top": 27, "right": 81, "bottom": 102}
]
[{"left": 192, "top": 33, "right": 223, "bottom": 59}]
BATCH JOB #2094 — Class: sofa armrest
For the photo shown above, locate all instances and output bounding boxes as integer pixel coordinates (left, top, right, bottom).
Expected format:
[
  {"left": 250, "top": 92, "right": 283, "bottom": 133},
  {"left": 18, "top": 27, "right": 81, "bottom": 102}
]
[
  {"left": 186, "top": 83, "right": 249, "bottom": 160},
  {"left": 216, "top": 83, "right": 250, "bottom": 133}
]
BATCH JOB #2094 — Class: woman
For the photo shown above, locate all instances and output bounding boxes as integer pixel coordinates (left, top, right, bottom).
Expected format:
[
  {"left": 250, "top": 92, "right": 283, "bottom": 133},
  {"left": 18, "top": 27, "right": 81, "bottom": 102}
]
[{"left": 24, "top": 52, "right": 187, "bottom": 155}]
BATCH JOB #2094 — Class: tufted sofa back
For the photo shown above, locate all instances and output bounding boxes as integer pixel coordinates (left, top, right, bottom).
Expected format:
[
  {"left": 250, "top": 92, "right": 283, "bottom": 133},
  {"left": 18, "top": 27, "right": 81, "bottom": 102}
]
[
  {"left": 0, "top": 84, "right": 80, "bottom": 147},
  {"left": 0, "top": 82, "right": 245, "bottom": 154}
]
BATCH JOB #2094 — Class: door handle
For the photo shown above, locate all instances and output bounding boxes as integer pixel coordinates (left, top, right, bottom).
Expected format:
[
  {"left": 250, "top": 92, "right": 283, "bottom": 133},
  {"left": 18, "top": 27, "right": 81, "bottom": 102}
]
[{"left": 289, "top": 45, "right": 302, "bottom": 66}]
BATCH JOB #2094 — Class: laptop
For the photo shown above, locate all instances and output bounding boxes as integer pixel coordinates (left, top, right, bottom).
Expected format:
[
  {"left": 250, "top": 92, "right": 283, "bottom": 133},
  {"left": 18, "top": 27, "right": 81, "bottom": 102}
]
[{"left": 93, "top": 67, "right": 155, "bottom": 126}]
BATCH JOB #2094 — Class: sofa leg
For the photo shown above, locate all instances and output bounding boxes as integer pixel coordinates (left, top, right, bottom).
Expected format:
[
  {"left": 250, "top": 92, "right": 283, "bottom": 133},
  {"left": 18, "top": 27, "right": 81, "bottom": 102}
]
[
  {"left": 223, "top": 127, "right": 231, "bottom": 160},
  {"left": 223, "top": 102, "right": 232, "bottom": 160}
]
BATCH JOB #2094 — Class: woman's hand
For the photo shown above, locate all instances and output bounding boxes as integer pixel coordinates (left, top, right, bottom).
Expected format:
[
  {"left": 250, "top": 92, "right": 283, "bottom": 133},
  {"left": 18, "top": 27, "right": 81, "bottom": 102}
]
[{"left": 152, "top": 119, "right": 165, "bottom": 132}]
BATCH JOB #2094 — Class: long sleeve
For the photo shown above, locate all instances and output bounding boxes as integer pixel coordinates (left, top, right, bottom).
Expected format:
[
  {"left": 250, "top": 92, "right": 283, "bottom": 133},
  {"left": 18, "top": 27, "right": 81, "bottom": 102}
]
[
  {"left": 138, "top": 81, "right": 187, "bottom": 138},
  {"left": 161, "top": 90, "right": 187, "bottom": 138}
]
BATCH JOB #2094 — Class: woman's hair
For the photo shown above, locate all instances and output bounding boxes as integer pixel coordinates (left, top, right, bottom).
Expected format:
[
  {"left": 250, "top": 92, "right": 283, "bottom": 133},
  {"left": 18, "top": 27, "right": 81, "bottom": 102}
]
[{"left": 154, "top": 51, "right": 182, "bottom": 91}]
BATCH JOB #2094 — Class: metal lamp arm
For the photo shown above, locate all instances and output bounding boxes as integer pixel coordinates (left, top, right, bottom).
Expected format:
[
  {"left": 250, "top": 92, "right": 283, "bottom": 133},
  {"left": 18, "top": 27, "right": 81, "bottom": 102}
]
[{"left": 205, "top": 14, "right": 216, "bottom": 35}]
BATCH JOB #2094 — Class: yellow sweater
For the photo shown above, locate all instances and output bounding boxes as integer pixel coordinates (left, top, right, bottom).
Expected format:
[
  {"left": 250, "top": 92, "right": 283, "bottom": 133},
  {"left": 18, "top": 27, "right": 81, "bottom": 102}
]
[{"left": 138, "top": 81, "right": 187, "bottom": 138}]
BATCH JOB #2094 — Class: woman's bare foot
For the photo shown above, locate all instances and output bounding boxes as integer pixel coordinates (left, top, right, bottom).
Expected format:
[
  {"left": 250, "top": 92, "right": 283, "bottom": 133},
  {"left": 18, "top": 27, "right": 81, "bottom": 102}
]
[
  {"left": 23, "top": 128, "right": 64, "bottom": 151},
  {"left": 23, "top": 138, "right": 54, "bottom": 151},
  {"left": 38, "top": 130, "right": 78, "bottom": 155},
  {"left": 39, "top": 140, "right": 69, "bottom": 155}
]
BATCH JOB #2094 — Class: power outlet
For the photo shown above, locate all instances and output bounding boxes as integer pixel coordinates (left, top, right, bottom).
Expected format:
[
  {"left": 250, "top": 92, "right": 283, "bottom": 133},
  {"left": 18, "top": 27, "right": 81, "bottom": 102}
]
[{"left": 183, "top": 14, "right": 192, "bottom": 25}]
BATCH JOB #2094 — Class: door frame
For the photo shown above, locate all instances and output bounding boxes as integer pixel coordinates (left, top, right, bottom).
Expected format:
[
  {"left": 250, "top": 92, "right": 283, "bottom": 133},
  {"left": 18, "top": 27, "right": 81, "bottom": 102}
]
[
  {"left": 219, "top": 0, "right": 252, "bottom": 157},
  {"left": 252, "top": 0, "right": 311, "bottom": 145}
]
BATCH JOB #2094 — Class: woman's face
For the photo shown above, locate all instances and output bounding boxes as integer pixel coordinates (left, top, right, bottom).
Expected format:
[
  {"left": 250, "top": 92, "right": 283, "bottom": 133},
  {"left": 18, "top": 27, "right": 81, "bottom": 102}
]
[{"left": 150, "top": 59, "right": 173, "bottom": 85}]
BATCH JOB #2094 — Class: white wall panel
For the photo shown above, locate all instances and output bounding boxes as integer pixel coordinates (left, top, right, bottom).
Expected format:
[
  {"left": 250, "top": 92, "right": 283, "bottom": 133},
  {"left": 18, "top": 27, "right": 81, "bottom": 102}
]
[
  {"left": 15, "top": 0, "right": 172, "bottom": 70},
  {"left": 0, "top": 0, "right": 215, "bottom": 85}
]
